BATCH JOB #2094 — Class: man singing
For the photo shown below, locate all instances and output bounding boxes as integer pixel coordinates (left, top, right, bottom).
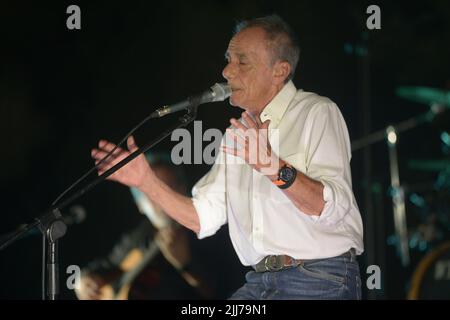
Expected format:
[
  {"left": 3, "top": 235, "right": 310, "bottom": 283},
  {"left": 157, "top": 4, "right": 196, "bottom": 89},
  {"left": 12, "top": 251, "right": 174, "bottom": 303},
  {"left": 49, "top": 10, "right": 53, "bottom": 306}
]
[{"left": 91, "top": 14, "right": 364, "bottom": 300}]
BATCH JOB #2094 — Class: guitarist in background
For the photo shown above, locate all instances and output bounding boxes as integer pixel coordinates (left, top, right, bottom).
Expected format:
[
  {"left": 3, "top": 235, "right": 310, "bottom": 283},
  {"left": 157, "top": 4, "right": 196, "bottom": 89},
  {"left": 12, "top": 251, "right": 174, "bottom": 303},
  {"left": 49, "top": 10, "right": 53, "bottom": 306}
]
[{"left": 75, "top": 153, "right": 215, "bottom": 300}]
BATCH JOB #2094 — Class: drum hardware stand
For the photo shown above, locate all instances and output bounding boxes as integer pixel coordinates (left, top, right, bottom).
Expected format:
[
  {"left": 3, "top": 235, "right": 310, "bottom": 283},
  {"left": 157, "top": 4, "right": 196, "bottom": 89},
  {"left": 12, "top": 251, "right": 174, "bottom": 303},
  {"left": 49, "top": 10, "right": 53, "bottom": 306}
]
[
  {"left": 386, "top": 126, "right": 409, "bottom": 266},
  {"left": 352, "top": 104, "right": 447, "bottom": 267}
]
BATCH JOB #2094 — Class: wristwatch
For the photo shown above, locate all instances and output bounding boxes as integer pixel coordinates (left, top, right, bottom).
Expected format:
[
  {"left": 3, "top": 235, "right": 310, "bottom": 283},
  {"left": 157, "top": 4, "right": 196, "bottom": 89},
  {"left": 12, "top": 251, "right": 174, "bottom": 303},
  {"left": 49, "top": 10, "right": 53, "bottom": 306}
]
[{"left": 273, "top": 163, "right": 297, "bottom": 189}]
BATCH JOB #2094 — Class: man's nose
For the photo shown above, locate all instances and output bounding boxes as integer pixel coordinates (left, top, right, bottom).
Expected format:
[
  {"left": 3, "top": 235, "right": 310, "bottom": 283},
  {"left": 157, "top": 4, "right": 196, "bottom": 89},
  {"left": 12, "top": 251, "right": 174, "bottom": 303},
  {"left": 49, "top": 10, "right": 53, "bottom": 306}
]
[{"left": 222, "top": 62, "right": 237, "bottom": 80}]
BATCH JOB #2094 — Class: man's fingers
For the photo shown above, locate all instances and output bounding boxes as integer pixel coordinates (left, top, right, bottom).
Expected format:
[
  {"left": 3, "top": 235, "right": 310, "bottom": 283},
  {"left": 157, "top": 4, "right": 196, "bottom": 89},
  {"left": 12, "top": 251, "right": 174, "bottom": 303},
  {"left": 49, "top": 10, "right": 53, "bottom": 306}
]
[
  {"left": 91, "top": 148, "right": 107, "bottom": 160},
  {"left": 226, "top": 129, "right": 246, "bottom": 147},
  {"left": 127, "top": 135, "right": 138, "bottom": 152},
  {"left": 91, "top": 149, "right": 124, "bottom": 163},
  {"left": 259, "top": 120, "right": 271, "bottom": 142},
  {"left": 222, "top": 145, "right": 245, "bottom": 159},
  {"left": 91, "top": 144, "right": 124, "bottom": 160},
  {"left": 262, "top": 120, "right": 271, "bottom": 129},
  {"left": 98, "top": 140, "right": 121, "bottom": 153},
  {"left": 244, "top": 135, "right": 251, "bottom": 164},
  {"left": 96, "top": 164, "right": 110, "bottom": 174},
  {"left": 230, "top": 118, "right": 248, "bottom": 132},
  {"left": 221, "top": 146, "right": 237, "bottom": 156},
  {"left": 242, "top": 111, "right": 257, "bottom": 129},
  {"left": 254, "top": 113, "right": 264, "bottom": 127}
]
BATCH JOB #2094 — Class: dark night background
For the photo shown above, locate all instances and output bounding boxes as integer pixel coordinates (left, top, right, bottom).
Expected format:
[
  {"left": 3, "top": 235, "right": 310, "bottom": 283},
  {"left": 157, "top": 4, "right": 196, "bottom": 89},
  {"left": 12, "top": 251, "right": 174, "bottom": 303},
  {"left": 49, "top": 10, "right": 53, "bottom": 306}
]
[{"left": 0, "top": 0, "right": 449, "bottom": 300}]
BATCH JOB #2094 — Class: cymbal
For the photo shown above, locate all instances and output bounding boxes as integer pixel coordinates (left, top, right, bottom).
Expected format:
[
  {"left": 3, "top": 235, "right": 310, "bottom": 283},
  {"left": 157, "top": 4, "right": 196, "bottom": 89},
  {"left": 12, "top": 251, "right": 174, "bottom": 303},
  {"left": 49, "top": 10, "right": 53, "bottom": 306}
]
[
  {"left": 396, "top": 87, "right": 450, "bottom": 107},
  {"left": 408, "top": 159, "right": 450, "bottom": 172}
]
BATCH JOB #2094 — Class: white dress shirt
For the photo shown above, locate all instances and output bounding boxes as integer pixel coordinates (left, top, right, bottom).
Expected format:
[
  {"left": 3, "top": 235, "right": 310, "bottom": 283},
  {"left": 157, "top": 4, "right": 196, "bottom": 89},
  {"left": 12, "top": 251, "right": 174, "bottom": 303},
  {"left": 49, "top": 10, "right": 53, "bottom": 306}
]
[{"left": 191, "top": 81, "right": 364, "bottom": 266}]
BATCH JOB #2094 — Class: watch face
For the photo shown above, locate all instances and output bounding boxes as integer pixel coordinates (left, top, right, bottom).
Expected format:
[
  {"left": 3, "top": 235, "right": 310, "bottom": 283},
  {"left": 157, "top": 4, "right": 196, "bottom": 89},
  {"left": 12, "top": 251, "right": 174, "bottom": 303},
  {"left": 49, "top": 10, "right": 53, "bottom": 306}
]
[{"left": 280, "top": 167, "right": 295, "bottom": 182}]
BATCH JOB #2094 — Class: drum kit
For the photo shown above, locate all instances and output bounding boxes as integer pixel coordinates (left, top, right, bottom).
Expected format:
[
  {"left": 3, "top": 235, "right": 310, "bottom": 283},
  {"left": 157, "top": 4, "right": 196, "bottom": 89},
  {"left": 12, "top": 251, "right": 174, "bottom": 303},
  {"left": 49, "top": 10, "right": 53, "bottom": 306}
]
[
  {"left": 353, "top": 85, "right": 449, "bottom": 299},
  {"left": 371, "top": 86, "right": 450, "bottom": 299}
]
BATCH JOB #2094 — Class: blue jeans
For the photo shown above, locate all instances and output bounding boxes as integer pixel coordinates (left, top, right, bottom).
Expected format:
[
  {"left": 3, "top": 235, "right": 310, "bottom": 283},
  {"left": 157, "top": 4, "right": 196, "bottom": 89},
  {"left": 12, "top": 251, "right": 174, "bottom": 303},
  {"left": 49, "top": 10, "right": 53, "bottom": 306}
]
[{"left": 229, "top": 251, "right": 362, "bottom": 300}]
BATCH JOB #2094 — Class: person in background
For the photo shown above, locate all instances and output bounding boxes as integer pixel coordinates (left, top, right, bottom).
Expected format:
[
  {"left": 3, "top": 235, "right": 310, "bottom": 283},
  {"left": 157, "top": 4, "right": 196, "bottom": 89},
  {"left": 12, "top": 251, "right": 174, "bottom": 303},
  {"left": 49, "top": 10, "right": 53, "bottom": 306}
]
[{"left": 75, "top": 153, "right": 215, "bottom": 300}]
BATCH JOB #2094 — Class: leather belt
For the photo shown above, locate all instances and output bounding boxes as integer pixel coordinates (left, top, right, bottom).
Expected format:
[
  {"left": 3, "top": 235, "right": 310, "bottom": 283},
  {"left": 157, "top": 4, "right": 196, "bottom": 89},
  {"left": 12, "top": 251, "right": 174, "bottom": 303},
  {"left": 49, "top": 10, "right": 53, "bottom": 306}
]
[
  {"left": 253, "top": 255, "right": 303, "bottom": 273},
  {"left": 253, "top": 249, "right": 356, "bottom": 273}
]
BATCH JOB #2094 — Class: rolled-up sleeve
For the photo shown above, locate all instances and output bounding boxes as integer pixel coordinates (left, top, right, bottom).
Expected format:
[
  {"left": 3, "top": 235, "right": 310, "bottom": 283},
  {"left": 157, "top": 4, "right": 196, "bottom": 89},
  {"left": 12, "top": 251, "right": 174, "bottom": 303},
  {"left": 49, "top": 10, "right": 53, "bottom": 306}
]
[
  {"left": 191, "top": 151, "right": 228, "bottom": 239},
  {"left": 303, "top": 102, "right": 356, "bottom": 227}
]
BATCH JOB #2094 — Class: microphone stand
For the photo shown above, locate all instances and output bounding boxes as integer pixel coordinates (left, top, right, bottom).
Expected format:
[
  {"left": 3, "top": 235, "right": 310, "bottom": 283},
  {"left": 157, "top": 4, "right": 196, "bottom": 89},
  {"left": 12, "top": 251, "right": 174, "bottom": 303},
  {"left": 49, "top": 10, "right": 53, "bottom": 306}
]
[{"left": 0, "top": 102, "right": 200, "bottom": 300}]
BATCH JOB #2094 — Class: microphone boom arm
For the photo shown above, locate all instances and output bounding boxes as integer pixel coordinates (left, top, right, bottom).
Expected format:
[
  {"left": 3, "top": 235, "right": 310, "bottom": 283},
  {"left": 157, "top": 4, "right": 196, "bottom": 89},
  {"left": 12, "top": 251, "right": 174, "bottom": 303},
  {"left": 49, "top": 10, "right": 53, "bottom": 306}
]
[{"left": 0, "top": 104, "right": 202, "bottom": 299}]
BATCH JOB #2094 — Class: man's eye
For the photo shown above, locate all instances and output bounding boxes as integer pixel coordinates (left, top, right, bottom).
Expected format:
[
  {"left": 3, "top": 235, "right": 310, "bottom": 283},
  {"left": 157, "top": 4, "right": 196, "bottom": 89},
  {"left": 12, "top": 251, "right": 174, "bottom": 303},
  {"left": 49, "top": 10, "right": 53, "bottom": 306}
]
[{"left": 239, "top": 62, "right": 247, "bottom": 65}]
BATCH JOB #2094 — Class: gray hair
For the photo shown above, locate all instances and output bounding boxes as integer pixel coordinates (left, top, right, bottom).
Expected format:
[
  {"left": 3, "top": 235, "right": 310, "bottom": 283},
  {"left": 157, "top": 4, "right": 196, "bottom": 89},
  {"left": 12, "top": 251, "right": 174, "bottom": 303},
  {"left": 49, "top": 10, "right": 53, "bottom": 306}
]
[{"left": 234, "top": 14, "right": 300, "bottom": 82}]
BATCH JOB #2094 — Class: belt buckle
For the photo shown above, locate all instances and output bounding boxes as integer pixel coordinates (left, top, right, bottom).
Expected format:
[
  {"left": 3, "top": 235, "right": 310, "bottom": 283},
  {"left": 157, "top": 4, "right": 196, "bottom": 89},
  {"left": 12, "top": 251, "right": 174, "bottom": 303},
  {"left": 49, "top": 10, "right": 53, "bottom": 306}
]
[{"left": 265, "top": 255, "right": 284, "bottom": 272}]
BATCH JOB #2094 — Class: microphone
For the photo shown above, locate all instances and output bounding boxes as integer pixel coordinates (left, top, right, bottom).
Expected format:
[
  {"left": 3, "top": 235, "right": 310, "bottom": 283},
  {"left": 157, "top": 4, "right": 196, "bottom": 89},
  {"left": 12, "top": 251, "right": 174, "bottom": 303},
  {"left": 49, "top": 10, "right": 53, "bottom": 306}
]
[{"left": 150, "top": 82, "right": 231, "bottom": 118}]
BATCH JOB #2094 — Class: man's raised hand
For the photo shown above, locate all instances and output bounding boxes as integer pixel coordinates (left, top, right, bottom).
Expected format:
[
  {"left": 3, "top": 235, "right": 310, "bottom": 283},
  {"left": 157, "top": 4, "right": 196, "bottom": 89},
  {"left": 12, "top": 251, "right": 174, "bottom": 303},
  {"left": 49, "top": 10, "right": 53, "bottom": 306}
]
[{"left": 91, "top": 136, "right": 153, "bottom": 188}]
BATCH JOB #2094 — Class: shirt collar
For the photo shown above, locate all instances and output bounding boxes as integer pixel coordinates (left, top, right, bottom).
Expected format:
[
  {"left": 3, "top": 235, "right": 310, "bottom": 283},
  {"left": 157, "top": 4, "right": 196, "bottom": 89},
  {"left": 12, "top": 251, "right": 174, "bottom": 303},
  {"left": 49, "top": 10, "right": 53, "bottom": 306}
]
[{"left": 259, "top": 80, "right": 297, "bottom": 128}]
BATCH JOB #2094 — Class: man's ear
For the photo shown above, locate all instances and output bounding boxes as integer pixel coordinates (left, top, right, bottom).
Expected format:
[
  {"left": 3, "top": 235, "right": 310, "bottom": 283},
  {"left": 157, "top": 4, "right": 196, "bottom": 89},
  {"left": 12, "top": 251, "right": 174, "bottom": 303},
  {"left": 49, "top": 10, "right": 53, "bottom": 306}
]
[{"left": 273, "top": 61, "right": 291, "bottom": 84}]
